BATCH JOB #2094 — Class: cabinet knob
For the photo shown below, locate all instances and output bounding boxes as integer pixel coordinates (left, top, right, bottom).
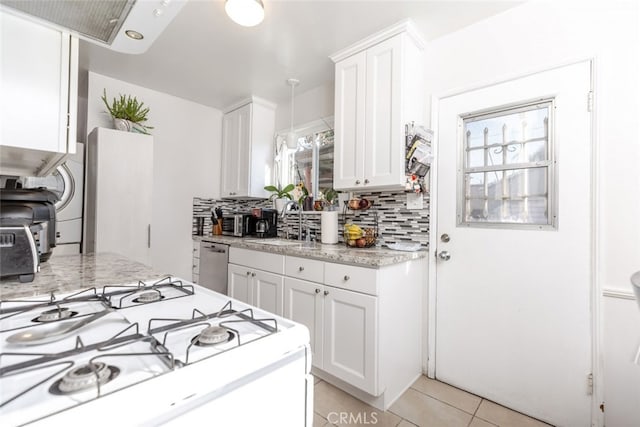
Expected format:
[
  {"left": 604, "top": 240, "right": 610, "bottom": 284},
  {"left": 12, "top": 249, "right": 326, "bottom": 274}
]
[
  {"left": 355, "top": 180, "right": 361, "bottom": 185},
  {"left": 324, "top": 290, "right": 329, "bottom": 296},
  {"left": 344, "top": 275, "right": 350, "bottom": 281},
  {"left": 298, "top": 266, "right": 304, "bottom": 272},
  {"left": 364, "top": 179, "right": 370, "bottom": 184},
  {"left": 251, "top": 272, "right": 256, "bottom": 277},
  {"left": 315, "top": 288, "right": 321, "bottom": 294},
  {"left": 246, "top": 271, "right": 251, "bottom": 276}
]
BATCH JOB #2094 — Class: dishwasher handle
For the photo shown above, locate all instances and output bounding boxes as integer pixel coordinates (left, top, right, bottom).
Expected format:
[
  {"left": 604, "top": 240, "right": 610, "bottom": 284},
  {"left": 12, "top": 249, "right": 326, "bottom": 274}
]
[{"left": 202, "top": 245, "right": 228, "bottom": 254}]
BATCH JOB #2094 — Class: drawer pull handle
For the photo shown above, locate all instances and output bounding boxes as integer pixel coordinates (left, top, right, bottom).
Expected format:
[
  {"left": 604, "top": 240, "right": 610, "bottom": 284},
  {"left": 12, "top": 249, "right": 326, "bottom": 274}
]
[
  {"left": 315, "top": 288, "right": 321, "bottom": 294},
  {"left": 324, "top": 290, "right": 329, "bottom": 296},
  {"left": 299, "top": 266, "right": 304, "bottom": 272},
  {"left": 344, "top": 275, "right": 350, "bottom": 281}
]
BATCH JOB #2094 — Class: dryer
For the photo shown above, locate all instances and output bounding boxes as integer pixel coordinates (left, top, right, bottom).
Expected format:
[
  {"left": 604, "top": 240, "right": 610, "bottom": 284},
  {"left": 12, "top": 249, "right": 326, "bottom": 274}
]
[{"left": 0, "top": 144, "right": 85, "bottom": 255}]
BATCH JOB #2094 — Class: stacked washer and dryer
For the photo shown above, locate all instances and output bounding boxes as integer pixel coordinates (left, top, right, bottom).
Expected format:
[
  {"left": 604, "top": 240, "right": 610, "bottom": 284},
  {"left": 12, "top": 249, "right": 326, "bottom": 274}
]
[{"left": 0, "top": 144, "right": 85, "bottom": 256}]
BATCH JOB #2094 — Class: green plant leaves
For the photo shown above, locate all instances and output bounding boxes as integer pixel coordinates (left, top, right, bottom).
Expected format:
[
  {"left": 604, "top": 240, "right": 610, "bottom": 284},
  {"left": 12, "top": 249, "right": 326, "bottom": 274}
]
[{"left": 101, "top": 89, "right": 153, "bottom": 134}]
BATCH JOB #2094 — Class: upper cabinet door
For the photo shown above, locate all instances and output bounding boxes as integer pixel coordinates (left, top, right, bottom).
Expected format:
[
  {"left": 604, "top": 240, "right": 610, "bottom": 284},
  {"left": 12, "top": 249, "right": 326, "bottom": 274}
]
[
  {"left": 220, "top": 98, "right": 274, "bottom": 198},
  {"left": 333, "top": 51, "right": 366, "bottom": 190},
  {"left": 364, "top": 35, "right": 404, "bottom": 189},
  {"left": 0, "top": 11, "right": 78, "bottom": 176},
  {"left": 221, "top": 103, "right": 251, "bottom": 197}
]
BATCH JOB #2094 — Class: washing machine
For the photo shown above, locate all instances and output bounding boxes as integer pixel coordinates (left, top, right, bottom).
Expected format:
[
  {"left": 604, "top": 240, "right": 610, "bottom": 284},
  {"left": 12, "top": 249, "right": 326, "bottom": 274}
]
[{"left": 0, "top": 144, "right": 85, "bottom": 255}]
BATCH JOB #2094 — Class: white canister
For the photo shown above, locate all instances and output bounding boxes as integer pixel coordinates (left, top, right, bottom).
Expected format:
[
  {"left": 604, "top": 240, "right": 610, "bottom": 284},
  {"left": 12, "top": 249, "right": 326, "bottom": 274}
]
[{"left": 321, "top": 211, "right": 339, "bottom": 244}]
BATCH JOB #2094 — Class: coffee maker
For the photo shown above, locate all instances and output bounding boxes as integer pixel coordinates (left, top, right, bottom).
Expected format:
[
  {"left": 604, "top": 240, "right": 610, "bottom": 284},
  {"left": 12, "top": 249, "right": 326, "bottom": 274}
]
[{"left": 252, "top": 208, "right": 278, "bottom": 238}]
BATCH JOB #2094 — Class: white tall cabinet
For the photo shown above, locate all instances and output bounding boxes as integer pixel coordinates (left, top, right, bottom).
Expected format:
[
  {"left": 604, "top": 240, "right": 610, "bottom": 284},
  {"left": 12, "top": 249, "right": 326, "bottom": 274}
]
[
  {"left": 0, "top": 10, "right": 78, "bottom": 177},
  {"left": 84, "top": 128, "right": 153, "bottom": 266},
  {"left": 331, "top": 20, "right": 425, "bottom": 191},
  {"left": 220, "top": 97, "right": 276, "bottom": 198}
]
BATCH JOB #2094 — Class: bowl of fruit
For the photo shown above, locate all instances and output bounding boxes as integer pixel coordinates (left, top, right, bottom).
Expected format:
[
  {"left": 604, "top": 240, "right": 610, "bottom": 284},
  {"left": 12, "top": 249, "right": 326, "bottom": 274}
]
[
  {"left": 343, "top": 223, "right": 377, "bottom": 248},
  {"left": 347, "top": 198, "right": 373, "bottom": 210}
]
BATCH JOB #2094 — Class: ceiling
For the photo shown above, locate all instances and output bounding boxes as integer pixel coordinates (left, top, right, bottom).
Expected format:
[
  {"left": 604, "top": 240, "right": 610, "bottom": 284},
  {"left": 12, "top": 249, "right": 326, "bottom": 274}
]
[{"left": 79, "top": 0, "right": 520, "bottom": 110}]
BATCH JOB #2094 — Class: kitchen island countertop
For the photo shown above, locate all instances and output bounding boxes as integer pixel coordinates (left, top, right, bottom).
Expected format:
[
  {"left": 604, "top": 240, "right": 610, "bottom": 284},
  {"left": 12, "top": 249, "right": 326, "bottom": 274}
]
[
  {"left": 0, "top": 253, "right": 167, "bottom": 300},
  {"left": 194, "top": 236, "right": 428, "bottom": 268}
]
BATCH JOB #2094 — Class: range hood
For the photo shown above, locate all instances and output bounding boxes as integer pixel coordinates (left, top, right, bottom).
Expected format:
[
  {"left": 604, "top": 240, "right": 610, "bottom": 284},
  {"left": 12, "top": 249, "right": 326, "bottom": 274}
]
[{"left": 0, "top": 0, "right": 187, "bottom": 54}]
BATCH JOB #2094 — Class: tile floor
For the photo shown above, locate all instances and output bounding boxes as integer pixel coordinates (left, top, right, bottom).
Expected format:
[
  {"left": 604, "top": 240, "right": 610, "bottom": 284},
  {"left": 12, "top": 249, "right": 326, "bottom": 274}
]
[{"left": 313, "top": 375, "right": 553, "bottom": 427}]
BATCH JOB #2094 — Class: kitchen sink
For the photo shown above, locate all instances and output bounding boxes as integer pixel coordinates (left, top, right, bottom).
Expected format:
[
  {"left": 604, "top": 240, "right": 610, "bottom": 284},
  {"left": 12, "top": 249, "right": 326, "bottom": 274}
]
[{"left": 244, "top": 239, "right": 302, "bottom": 246}]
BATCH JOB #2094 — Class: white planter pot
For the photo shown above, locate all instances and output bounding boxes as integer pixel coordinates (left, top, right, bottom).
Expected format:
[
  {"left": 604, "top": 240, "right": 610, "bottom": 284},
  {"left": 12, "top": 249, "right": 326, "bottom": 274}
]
[{"left": 274, "top": 198, "right": 288, "bottom": 213}]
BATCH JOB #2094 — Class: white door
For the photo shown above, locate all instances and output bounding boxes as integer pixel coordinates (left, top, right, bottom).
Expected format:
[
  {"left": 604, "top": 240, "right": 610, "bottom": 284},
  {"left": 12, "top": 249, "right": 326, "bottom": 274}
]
[
  {"left": 227, "top": 264, "right": 251, "bottom": 304},
  {"left": 434, "top": 62, "right": 592, "bottom": 426},
  {"left": 284, "top": 278, "right": 324, "bottom": 368},
  {"left": 323, "top": 286, "right": 377, "bottom": 395},
  {"left": 253, "top": 270, "right": 284, "bottom": 316}
]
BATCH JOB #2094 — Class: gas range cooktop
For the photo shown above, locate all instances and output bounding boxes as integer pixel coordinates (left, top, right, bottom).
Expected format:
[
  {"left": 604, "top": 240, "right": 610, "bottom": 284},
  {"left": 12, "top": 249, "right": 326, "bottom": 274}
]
[{"left": 0, "top": 276, "right": 300, "bottom": 426}]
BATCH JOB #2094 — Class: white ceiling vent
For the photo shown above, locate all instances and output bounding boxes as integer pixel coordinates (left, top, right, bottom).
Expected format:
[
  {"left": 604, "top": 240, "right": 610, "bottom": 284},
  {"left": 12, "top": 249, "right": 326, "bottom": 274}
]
[{"left": 0, "top": 0, "right": 187, "bottom": 54}]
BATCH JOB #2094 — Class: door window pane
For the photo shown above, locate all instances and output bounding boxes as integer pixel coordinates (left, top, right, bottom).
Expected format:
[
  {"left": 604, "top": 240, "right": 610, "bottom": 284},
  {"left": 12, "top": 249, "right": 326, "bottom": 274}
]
[{"left": 459, "top": 100, "right": 555, "bottom": 228}]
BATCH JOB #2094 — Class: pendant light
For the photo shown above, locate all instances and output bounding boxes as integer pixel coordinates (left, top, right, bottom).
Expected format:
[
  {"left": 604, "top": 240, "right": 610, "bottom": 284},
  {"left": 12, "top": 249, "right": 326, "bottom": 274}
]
[
  {"left": 286, "top": 78, "right": 300, "bottom": 149},
  {"left": 225, "top": 0, "right": 265, "bottom": 27}
]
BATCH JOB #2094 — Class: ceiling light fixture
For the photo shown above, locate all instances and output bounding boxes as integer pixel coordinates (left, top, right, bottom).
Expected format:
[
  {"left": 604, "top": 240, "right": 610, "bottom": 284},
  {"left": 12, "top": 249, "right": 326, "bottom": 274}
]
[
  {"left": 286, "top": 78, "right": 300, "bottom": 149},
  {"left": 225, "top": 0, "right": 265, "bottom": 27},
  {"left": 125, "top": 30, "right": 144, "bottom": 40}
]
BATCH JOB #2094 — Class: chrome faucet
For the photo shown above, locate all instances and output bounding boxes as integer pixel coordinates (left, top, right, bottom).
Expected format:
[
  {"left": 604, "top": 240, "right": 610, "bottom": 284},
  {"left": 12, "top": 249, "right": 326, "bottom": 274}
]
[{"left": 281, "top": 200, "right": 302, "bottom": 240}]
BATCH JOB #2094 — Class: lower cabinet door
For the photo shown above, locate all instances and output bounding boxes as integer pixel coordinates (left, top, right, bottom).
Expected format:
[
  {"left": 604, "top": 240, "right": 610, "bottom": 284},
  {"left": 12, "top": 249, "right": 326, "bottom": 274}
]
[
  {"left": 253, "top": 270, "right": 284, "bottom": 316},
  {"left": 284, "top": 277, "right": 324, "bottom": 368},
  {"left": 323, "top": 286, "right": 378, "bottom": 395},
  {"left": 228, "top": 264, "right": 252, "bottom": 304}
]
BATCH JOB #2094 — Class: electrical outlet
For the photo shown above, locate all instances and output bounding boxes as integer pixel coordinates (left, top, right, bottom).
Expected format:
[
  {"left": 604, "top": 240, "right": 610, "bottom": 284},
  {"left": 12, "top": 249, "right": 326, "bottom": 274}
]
[{"left": 406, "top": 193, "right": 423, "bottom": 210}]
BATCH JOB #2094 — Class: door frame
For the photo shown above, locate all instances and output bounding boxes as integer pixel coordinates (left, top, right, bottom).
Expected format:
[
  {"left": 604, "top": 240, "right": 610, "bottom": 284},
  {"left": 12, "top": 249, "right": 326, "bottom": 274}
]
[{"left": 426, "top": 58, "right": 603, "bottom": 426}]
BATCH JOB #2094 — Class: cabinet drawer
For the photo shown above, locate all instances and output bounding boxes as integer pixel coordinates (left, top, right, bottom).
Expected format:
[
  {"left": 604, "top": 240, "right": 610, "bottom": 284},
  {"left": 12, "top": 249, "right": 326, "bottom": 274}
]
[
  {"left": 229, "top": 247, "right": 284, "bottom": 274},
  {"left": 285, "top": 256, "right": 324, "bottom": 283},
  {"left": 324, "top": 263, "right": 378, "bottom": 296}
]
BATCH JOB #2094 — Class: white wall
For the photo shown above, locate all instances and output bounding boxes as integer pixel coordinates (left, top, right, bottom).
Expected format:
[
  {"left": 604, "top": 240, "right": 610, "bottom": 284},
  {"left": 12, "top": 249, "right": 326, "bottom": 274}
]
[
  {"left": 274, "top": 81, "right": 335, "bottom": 132},
  {"left": 87, "top": 72, "right": 222, "bottom": 278},
  {"left": 420, "top": 1, "right": 640, "bottom": 424}
]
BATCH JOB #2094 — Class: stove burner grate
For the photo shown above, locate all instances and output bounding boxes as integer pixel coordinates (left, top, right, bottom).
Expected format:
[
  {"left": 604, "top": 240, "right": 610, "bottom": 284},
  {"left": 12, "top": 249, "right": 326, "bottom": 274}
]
[
  {"left": 32, "top": 307, "right": 79, "bottom": 323},
  {"left": 192, "top": 326, "right": 235, "bottom": 347},
  {"left": 49, "top": 362, "right": 120, "bottom": 395}
]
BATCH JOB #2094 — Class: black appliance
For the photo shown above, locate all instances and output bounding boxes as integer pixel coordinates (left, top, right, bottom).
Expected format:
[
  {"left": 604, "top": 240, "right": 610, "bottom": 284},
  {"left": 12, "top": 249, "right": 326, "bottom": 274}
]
[
  {"left": 252, "top": 208, "right": 278, "bottom": 238},
  {"left": 221, "top": 213, "right": 255, "bottom": 237},
  {"left": 0, "top": 188, "right": 58, "bottom": 282}
]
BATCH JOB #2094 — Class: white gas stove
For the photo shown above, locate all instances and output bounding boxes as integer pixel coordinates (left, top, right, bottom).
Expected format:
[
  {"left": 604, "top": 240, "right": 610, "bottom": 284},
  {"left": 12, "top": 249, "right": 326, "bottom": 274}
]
[{"left": 0, "top": 277, "right": 312, "bottom": 426}]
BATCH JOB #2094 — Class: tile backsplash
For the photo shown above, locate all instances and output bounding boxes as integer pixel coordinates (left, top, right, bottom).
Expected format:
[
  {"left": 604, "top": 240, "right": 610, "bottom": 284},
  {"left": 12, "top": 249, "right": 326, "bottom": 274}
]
[{"left": 193, "top": 191, "right": 430, "bottom": 248}]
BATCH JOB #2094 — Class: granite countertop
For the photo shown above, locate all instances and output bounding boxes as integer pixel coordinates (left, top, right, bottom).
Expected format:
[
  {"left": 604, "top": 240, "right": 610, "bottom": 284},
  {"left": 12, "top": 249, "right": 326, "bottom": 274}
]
[
  {"left": 0, "top": 253, "right": 168, "bottom": 300},
  {"left": 194, "top": 235, "right": 428, "bottom": 268}
]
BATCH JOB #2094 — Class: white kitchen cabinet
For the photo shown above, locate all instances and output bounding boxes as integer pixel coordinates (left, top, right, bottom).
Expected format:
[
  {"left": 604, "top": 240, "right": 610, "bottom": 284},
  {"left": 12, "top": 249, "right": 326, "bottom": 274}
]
[
  {"left": 84, "top": 128, "right": 153, "bottom": 266},
  {"left": 283, "top": 253, "right": 425, "bottom": 410},
  {"left": 220, "top": 97, "right": 276, "bottom": 198},
  {"left": 0, "top": 10, "right": 78, "bottom": 177},
  {"left": 323, "top": 285, "right": 377, "bottom": 393},
  {"left": 331, "top": 20, "right": 425, "bottom": 191},
  {"left": 284, "top": 277, "right": 377, "bottom": 393},
  {"left": 228, "top": 248, "right": 285, "bottom": 315}
]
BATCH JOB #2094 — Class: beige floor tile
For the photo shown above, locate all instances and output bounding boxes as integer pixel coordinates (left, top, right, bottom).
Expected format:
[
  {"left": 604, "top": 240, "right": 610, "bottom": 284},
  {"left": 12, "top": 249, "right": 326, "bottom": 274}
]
[
  {"left": 410, "top": 376, "right": 482, "bottom": 414},
  {"left": 389, "top": 388, "right": 473, "bottom": 427},
  {"left": 475, "top": 400, "right": 552, "bottom": 427},
  {"left": 314, "top": 380, "right": 402, "bottom": 427},
  {"left": 314, "top": 375, "right": 322, "bottom": 384},
  {"left": 469, "top": 417, "right": 498, "bottom": 427},
  {"left": 314, "top": 412, "right": 328, "bottom": 427},
  {"left": 397, "top": 420, "right": 419, "bottom": 427}
]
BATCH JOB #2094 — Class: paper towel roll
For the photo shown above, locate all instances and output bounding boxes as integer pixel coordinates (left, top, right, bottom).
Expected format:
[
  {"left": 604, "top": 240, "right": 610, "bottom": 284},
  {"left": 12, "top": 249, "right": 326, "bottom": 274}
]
[{"left": 321, "top": 211, "right": 339, "bottom": 244}]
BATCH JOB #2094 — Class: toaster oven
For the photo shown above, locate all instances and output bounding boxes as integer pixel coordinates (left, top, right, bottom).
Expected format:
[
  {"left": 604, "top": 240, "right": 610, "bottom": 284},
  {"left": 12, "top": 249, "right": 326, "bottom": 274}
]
[{"left": 221, "top": 214, "right": 255, "bottom": 237}]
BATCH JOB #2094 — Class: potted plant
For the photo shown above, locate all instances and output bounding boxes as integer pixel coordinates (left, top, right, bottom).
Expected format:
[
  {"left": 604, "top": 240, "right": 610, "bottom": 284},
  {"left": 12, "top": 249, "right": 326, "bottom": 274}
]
[
  {"left": 322, "top": 188, "right": 339, "bottom": 210},
  {"left": 264, "top": 183, "right": 295, "bottom": 212},
  {"left": 101, "top": 89, "right": 154, "bottom": 135}
]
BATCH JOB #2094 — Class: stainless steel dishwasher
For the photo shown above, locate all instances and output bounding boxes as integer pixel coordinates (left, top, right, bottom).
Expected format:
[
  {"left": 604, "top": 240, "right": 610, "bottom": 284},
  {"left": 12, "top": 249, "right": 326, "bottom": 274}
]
[{"left": 198, "top": 242, "right": 229, "bottom": 294}]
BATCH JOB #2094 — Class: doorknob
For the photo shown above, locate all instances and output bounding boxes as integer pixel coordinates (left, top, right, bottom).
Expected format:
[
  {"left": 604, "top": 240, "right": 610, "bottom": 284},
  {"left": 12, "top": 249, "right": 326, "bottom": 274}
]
[{"left": 438, "top": 251, "right": 451, "bottom": 261}]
